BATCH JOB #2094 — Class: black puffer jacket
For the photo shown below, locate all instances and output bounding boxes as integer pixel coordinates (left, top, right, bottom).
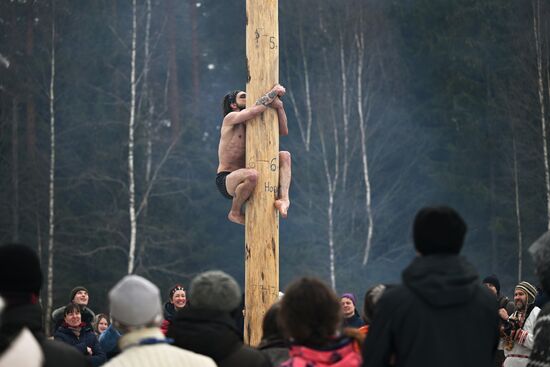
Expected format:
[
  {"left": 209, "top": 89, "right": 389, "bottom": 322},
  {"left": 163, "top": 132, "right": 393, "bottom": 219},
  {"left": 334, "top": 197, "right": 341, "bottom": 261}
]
[
  {"left": 362, "top": 254, "right": 499, "bottom": 367},
  {"left": 0, "top": 303, "right": 89, "bottom": 367},
  {"left": 167, "top": 307, "right": 270, "bottom": 367}
]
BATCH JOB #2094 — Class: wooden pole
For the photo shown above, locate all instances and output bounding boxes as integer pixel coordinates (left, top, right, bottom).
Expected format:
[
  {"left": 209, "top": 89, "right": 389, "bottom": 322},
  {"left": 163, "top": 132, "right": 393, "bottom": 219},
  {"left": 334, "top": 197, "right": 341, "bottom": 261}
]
[{"left": 244, "top": 0, "right": 279, "bottom": 346}]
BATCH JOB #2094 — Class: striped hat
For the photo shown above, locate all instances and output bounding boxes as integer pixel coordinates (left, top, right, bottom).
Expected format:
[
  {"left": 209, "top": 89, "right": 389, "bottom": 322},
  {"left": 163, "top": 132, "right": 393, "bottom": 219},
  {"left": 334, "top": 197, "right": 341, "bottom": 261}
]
[{"left": 515, "top": 281, "right": 538, "bottom": 304}]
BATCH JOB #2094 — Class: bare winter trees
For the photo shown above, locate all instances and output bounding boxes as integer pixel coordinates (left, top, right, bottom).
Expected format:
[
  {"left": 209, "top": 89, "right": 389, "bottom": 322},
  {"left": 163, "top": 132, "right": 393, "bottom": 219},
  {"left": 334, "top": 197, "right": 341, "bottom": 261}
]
[{"left": 280, "top": 0, "right": 420, "bottom": 290}]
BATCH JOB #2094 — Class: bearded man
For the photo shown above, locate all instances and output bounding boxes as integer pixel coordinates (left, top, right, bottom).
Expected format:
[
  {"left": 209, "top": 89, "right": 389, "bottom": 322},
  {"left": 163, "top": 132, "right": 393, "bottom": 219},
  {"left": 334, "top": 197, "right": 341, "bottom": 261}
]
[
  {"left": 501, "top": 281, "right": 541, "bottom": 367},
  {"left": 216, "top": 85, "right": 291, "bottom": 225}
]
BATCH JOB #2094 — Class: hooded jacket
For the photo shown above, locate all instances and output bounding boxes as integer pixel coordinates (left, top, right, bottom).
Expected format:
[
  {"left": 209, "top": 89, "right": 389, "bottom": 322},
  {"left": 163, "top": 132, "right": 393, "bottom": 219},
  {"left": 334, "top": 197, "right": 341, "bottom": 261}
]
[{"left": 362, "top": 254, "right": 499, "bottom": 367}]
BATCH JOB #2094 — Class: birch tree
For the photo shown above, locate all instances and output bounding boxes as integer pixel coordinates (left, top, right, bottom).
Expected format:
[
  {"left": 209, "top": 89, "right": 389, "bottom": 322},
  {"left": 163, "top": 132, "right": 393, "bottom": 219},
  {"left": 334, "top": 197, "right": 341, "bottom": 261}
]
[
  {"left": 141, "top": 0, "right": 154, "bottom": 217},
  {"left": 127, "top": 0, "right": 138, "bottom": 274},
  {"left": 355, "top": 27, "right": 374, "bottom": 266},
  {"left": 319, "top": 111, "right": 340, "bottom": 290},
  {"left": 512, "top": 131, "right": 523, "bottom": 281},
  {"left": 45, "top": 0, "right": 56, "bottom": 335},
  {"left": 11, "top": 97, "right": 19, "bottom": 242},
  {"left": 285, "top": 24, "right": 313, "bottom": 152},
  {"left": 339, "top": 30, "right": 350, "bottom": 190},
  {"left": 533, "top": 0, "right": 550, "bottom": 230}
]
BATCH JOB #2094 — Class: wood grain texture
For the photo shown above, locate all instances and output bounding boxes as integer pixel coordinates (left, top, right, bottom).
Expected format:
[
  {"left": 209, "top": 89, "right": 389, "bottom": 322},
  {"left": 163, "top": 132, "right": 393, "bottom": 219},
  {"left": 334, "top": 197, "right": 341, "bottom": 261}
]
[{"left": 244, "top": 0, "right": 279, "bottom": 347}]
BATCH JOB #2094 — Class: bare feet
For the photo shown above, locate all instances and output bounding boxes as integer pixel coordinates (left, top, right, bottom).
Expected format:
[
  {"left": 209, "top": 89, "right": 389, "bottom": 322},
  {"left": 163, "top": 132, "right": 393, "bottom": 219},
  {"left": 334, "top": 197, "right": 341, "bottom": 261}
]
[
  {"left": 228, "top": 211, "right": 245, "bottom": 225},
  {"left": 275, "top": 199, "right": 290, "bottom": 218}
]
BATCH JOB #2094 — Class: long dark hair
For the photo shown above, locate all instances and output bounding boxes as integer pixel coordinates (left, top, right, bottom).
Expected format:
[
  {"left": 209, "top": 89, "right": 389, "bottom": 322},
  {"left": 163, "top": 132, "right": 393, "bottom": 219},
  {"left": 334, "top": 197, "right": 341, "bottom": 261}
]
[
  {"left": 279, "top": 277, "right": 341, "bottom": 347},
  {"left": 222, "top": 90, "right": 240, "bottom": 116}
]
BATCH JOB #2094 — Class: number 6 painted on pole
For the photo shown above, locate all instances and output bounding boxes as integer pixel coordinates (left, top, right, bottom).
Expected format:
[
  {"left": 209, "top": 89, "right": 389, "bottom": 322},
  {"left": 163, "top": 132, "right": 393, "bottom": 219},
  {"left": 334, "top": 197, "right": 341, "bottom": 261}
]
[{"left": 270, "top": 158, "right": 277, "bottom": 172}]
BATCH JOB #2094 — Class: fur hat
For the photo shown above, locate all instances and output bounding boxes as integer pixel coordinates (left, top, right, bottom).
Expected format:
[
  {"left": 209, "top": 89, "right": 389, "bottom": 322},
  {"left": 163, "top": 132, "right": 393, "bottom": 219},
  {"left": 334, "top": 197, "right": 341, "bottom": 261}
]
[
  {"left": 109, "top": 275, "right": 162, "bottom": 327},
  {"left": 70, "top": 286, "right": 88, "bottom": 302},
  {"left": 482, "top": 275, "right": 501, "bottom": 295},
  {"left": 189, "top": 270, "right": 241, "bottom": 312},
  {"left": 413, "top": 206, "right": 467, "bottom": 255},
  {"left": 0, "top": 243, "right": 43, "bottom": 296},
  {"left": 516, "top": 281, "right": 538, "bottom": 304}
]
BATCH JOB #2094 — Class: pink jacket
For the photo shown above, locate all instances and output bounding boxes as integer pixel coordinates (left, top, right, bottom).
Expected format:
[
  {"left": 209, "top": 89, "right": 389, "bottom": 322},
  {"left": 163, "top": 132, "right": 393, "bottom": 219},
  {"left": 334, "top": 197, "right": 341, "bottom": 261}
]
[{"left": 280, "top": 339, "right": 362, "bottom": 367}]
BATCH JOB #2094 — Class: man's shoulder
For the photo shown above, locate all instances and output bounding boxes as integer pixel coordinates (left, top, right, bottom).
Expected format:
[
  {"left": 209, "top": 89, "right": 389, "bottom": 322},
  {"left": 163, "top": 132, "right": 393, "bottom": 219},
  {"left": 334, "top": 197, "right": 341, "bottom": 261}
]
[
  {"left": 222, "top": 111, "right": 241, "bottom": 125},
  {"left": 169, "top": 344, "right": 217, "bottom": 365},
  {"left": 379, "top": 284, "right": 411, "bottom": 303},
  {"left": 224, "top": 343, "right": 271, "bottom": 367},
  {"left": 106, "top": 344, "right": 217, "bottom": 367},
  {"left": 529, "top": 305, "right": 542, "bottom": 321}
]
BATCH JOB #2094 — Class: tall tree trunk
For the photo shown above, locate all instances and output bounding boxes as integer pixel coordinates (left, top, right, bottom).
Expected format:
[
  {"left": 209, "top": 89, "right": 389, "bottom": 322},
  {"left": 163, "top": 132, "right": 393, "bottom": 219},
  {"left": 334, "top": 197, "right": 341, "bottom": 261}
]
[
  {"left": 165, "top": 0, "right": 181, "bottom": 141},
  {"left": 189, "top": 0, "right": 199, "bottom": 117},
  {"left": 320, "top": 130, "right": 338, "bottom": 290},
  {"left": 45, "top": 3, "right": 56, "bottom": 335},
  {"left": 512, "top": 131, "right": 523, "bottom": 282},
  {"left": 286, "top": 24, "right": 312, "bottom": 152},
  {"left": 339, "top": 31, "right": 350, "bottom": 191},
  {"left": 320, "top": 45, "right": 340, "bottom": 289},
  {"left": 127, "top": 0, "right": 138, "bottom": 274},
  {"left": 533, "top": 0, "right": 550, "bottom": 229},
  {"left": 25, "top": 5, "right": 36, "bottom": 164},
  {"left": 142, "top": 0, "right": 153, "bottom": 219},
  {"left": 12, "top": 98, "right": 19, "bottom": 242},
  {"left": 356, "top": 30, "right": 374, "bottom": 266},
  {"left": 25, "top": 2, "right": 41, "bottom": 261}
]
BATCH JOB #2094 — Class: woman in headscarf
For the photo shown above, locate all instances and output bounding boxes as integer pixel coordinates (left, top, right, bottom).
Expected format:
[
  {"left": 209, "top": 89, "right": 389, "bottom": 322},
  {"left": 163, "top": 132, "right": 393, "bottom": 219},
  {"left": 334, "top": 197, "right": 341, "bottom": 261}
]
[{"left": 54, "top": 303, "right": 106, "bottom": 366}]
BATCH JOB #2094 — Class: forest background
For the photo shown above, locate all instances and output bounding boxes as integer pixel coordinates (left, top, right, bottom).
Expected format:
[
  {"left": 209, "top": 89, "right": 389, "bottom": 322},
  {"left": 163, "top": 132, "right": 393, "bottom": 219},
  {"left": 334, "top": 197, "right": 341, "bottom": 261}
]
[{"left": 1, "top": 0, "right": 549, "bottom": 331}]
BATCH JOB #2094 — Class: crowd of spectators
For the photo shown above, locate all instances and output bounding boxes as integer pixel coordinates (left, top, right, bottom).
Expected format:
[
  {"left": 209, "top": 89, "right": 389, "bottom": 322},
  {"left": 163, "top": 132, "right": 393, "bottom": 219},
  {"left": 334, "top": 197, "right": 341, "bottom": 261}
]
[{"left": 0, "top": 205, "right": 549, "bottom": 367}]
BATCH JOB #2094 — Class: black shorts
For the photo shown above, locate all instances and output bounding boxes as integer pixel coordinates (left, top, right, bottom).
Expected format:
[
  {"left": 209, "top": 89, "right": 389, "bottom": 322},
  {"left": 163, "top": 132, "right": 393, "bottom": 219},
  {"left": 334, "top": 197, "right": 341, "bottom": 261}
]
[{"left": 216, "top": 171, "right": 233, "bottom": 200}]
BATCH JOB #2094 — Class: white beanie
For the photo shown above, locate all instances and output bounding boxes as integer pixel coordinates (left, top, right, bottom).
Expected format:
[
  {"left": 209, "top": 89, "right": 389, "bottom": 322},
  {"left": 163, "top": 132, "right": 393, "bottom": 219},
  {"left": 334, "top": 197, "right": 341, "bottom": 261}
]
[{"left": 109, "top": 275, "right": 162, "bottom": 327}]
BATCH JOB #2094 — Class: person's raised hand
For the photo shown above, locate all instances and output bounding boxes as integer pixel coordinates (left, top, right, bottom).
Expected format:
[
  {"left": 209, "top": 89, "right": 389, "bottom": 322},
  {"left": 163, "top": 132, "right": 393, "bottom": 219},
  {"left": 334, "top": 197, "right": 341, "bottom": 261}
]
[
  {"left": 272, "top": 84, "right": 286, "bottom": 97},
  {"left": 270, "top": 96, "right": 283, "bottom": 109}
]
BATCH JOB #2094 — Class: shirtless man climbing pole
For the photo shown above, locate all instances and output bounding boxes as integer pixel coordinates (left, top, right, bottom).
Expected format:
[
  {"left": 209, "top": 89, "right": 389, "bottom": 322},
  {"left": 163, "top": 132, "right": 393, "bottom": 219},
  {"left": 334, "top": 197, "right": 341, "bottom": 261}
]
[{"left": 216, "top": 84, "right": 291, "bottom": 225}]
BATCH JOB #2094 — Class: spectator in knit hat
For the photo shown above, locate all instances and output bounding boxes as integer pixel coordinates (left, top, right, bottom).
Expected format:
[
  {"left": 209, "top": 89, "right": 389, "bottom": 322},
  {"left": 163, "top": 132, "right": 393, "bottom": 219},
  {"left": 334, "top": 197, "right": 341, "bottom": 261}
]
[
  {"left": 51, "top": 285, "right": 95, "bottom": 333},
  {"left": 168, "top": 270, "right": 271, "bottom": 367},
  {"left": 499, "top": 281, "right": 540, "bottom": 367},
  {"left": 160, "top": 284, "right": 186, "bottom": 335},
  {"left": 362, "top": 206, "right": 499, "bottom": 367},
  {"left": 0, "top": 243, "right": 88, "bottom": 367},
  {"left": 527, "top": 231, "right": 550, "bottom": 367},
  {"left": 103, "top": 275, "right": 215, "bottom": 367},
  {"left": 54, "top": 302, "right": 106, "bottom": 366},
  {"left": 341, "top": 293, "right": 365, "bottom": 329}
]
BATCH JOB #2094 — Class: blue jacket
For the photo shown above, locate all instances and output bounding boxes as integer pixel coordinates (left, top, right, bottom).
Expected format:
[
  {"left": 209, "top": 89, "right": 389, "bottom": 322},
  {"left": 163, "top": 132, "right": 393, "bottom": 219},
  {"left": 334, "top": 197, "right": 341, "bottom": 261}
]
[
  {"left": 54, "top": 325, "right": 106, "bottom": 366},
  {"left": 98, "top": 323, "right": 121, "bottom": 359}
]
